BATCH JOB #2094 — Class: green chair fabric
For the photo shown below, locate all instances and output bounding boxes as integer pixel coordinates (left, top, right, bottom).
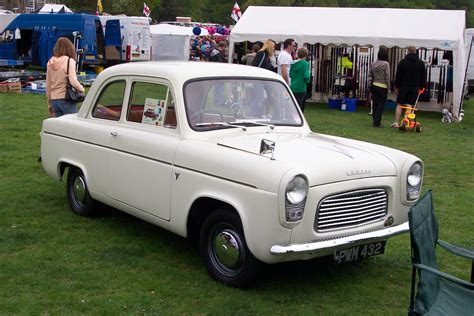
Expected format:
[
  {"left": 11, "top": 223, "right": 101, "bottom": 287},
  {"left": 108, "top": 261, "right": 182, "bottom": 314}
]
[{"left": 408, "top": 190, "right": 474, "bottom": 315}]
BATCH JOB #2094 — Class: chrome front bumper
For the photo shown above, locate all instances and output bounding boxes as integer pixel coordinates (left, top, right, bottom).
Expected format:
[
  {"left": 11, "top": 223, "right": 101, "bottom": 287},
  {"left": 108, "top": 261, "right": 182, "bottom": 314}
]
[{"left": 270, "top": 222, "right": 409, "bottom": 255}]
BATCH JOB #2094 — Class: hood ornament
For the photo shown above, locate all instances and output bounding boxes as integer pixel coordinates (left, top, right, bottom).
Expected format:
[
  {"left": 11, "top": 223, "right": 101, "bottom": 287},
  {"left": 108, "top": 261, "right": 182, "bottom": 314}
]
[{"left": 260, "top": 139, "right": 275, "bottom": 160}]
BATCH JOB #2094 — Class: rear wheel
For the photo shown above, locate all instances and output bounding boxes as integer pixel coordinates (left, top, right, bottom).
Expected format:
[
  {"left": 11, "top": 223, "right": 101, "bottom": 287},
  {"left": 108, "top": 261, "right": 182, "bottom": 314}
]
[
  {"left": 199, "top": 209, "right": 262, "bottom": 287},
  {"left": 67, "top": 167, "right": 96, "bottom": 216},
  {"left": 415, "top": 123, "right": 421, "bottom": 133}
]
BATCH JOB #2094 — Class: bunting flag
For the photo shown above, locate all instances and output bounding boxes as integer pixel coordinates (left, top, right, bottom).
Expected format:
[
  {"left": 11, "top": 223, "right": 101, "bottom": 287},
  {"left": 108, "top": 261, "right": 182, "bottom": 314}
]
[
  {"left": 230, "top": 2, "right": 241, "bottom": 22},
  {"left": 143, "top": 2, "right": 151, "bottom": 17},
  {"left": 95, "top": 0, "right": 103, "bottom": 16}
]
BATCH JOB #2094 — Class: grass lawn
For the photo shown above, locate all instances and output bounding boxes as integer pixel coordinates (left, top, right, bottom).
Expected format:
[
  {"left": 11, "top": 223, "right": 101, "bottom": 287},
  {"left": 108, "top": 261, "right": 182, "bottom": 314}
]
[{"left": 0, "top": 91, "right": 473, "bottom": 314}]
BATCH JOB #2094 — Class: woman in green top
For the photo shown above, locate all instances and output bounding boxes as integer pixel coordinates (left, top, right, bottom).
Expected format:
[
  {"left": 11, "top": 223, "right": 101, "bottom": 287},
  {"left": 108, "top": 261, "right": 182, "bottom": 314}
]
[{"left": 289, "top": 47, "right": 310, "bottom": 112}]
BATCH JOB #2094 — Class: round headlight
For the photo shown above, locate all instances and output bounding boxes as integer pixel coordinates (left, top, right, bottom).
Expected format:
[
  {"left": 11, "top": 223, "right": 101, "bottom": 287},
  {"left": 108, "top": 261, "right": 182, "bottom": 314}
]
[
  {"left": 286, "top": 176, "right": 308, "bottom": 205},
  {"left": 408, "top": 163, "right": 423, "bottom": 187}
]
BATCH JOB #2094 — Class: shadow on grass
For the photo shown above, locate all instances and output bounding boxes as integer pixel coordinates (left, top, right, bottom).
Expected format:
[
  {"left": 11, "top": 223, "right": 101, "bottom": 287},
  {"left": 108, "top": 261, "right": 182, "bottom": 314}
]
[{"left": 86, "top": 203, "right": 379, "bottom": 289}]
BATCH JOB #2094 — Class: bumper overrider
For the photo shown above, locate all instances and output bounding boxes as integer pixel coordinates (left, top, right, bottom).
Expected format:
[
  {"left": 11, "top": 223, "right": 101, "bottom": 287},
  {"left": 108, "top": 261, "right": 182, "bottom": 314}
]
[{"left": 270, "top": 222, "right": 409, "bottom": 255}]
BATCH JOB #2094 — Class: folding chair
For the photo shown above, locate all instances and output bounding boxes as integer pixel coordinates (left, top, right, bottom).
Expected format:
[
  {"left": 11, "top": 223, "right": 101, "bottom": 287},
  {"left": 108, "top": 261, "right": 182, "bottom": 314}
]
[{"left": 408, "top": 190, "right": 474, "bottom": 315}]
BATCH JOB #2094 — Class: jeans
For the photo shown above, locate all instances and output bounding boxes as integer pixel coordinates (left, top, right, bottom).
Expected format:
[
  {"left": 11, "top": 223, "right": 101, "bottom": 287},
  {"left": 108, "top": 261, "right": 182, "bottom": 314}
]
[{"left": 52, "top": 99, "right": 77, "bottom": 117}]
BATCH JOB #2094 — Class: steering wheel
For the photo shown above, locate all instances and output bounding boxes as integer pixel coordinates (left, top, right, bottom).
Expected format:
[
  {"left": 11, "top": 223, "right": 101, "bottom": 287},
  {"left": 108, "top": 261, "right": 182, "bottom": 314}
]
[
  {"left": 190, "top": 109, "right": 224, "bottom": 123},
  {"left": 230, "top": 102, "right": 243, "bottom": 118}
]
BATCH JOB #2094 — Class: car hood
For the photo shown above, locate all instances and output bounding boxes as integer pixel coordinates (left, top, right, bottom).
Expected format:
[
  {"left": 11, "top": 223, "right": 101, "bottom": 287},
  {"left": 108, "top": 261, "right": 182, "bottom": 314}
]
[{"left": 217, "top": 132, "right": 397, "bottom": 186}]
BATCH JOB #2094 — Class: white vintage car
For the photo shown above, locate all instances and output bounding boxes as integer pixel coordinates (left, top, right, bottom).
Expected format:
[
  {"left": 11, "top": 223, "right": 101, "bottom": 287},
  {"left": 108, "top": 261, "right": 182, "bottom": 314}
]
[{"left": 41, "top": 62, "right": 423, "bottom": 287}]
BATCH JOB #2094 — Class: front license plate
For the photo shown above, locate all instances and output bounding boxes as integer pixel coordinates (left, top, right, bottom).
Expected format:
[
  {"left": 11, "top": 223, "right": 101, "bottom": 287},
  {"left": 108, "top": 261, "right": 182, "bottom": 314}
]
[{"left": 334, "top": 241, "right": 386, "bottom": 263}]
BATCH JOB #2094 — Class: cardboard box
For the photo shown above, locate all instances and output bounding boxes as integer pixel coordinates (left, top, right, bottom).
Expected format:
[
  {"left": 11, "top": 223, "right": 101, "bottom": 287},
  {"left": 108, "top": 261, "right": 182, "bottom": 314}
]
[
  {"left": 0, "top": 83, "right": 8, "bottom": 93},
  {"left": 105, "top": 46, "right": 121, "bottom": 60},
  {"left": 7, "top": 82, "right": 21, "bottom": 93}
]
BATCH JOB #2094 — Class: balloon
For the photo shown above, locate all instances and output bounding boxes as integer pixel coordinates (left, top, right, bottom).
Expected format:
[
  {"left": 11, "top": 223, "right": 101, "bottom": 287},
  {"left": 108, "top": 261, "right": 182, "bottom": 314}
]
[
  {"left": 207, "top": 26, "right": 216, "bottom": 35},
  {"left": 192, "top": 26, "right": 201, "bottom": 36},
  {"left": 200, "top": 44, "right": 210, "bottom": 56}
]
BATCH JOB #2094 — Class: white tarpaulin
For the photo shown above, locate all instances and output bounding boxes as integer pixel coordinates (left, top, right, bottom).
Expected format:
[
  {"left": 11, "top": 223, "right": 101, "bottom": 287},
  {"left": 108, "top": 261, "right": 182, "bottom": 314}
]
[
  {"left": 229, "top": 6, "right": 466, "bottom": 120},
  {"left": 0, "top": 13, "right": 17, "bottom": 34},
  {"left": 38, "top": 4, "right": 73, "bottom": 14},
  {"left": 150, "top": 24, "right": 209, "bottom": 61},
  {"left": 150, "top": 24, "right": 209, "bottom": 37}
]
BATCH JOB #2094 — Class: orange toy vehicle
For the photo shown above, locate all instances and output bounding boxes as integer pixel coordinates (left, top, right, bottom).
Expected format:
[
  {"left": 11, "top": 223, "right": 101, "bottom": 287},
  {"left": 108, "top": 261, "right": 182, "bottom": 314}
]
[{"left": 399, "top": 88, "right": 425, "bottom": 133}]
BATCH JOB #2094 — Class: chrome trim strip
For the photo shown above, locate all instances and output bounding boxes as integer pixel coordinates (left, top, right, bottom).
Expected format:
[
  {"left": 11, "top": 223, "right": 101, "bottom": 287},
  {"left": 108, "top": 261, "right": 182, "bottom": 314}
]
[
  {"left": 173, "top": 164, "right": 257, "bottom": 189},
  {"left": 44, "top": 131, "right": 172, "bottom": 166},
  {"left": 44, "top": 131, "right": 258, "bottom": 189},
  {"left": 270, "top": 222, "right": 409, "bottom": 255}
]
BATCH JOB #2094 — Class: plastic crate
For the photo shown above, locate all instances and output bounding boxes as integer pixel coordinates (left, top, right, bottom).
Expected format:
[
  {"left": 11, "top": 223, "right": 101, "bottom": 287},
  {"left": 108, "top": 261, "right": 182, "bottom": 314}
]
[
  {"left": 384, "top": 100, "right": 397, "bottom": 111},
  {"left": 341, "top": 98, "right": 357, "bottom": 112},
  {"left": 328, "top": 98, "right": 342, "bottom": 109},
  {"left": 0, "top": 59, "right": 24, "bottom": 66},
  {"left": 22, "top": 86, "right": 46, "bottom": 95}
]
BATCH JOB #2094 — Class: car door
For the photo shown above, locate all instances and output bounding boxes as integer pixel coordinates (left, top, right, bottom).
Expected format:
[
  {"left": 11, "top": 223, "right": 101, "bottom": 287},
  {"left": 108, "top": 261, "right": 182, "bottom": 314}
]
[
  {"left": 86, "top": 78, "right": 127, "bottom": 197},
  {"left": 104, "top": 78, "right": 180, "bottom": 220}
]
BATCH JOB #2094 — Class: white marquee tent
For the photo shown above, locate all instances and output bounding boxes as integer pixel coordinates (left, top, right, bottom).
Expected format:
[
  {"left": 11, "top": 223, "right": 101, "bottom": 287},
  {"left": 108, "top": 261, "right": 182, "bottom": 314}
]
[
  {"left": 150, "top": 24, "right": 208, "bottom": 61},
  {"left": 38, "top": 4, "right": 73, "bottom": 14},
  {"left": 229, "top": 6, "right": 467, "bottom": 120},
  {"left": 0, "top": 13, "right": 17, "bottom": 34}
]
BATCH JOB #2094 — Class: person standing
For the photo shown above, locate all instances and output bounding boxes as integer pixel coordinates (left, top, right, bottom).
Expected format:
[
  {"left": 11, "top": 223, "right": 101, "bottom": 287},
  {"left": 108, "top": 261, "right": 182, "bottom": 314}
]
[
  {"left": 368, "top": 47, "right": 391, "bottom": 127},
  {"left": 251, "top": 39, "right": 276, "bottom": 72},
  {"left": 242, "top": 43, "right": 261, "bottom": 65},
  {"left": 289, "top": 47, "right": 310, "bottom": 112},
  {"left": 46, "top": 37, "right": 84, "bottom": 117},
  {"left": 277, "top": 38, "right": 296, "bottom": 85},
  {"left": 391, "top": 46, "right": 426, "bottom": 128},
  {"left": 209, "top": 41, "right": 228, "bottom": 63}
]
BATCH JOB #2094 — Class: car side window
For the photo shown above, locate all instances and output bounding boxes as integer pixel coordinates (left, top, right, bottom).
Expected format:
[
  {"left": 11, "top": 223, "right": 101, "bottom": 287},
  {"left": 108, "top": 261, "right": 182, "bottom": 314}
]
[
  {"left": 91, "top": 80, "right": 126, "bottom": 121},
  {"left": 127, "top": 81, "right": 177, "bottom": 128}
]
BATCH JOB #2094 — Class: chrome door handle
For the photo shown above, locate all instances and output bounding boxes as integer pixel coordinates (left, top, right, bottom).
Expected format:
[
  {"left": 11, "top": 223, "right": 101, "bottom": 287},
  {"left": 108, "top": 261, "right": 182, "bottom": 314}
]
[{"left": 110, "top": 131, "right": 118, "bottom": 136}]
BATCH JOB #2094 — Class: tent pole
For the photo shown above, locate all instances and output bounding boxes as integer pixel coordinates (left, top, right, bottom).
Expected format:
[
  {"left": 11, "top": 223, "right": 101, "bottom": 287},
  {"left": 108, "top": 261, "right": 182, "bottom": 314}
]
[
  {"left": 459, "top": 35, "right": 474, "bottom": 117},
  {"left": 228, "top": 40, "right": 235, "bottom": 64}
]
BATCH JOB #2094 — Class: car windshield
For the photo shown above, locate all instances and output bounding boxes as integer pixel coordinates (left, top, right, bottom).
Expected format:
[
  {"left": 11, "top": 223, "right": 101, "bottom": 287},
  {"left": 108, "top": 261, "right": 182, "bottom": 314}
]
[{"left": 184, "top": 79, "right": 303, "bottom": 130}]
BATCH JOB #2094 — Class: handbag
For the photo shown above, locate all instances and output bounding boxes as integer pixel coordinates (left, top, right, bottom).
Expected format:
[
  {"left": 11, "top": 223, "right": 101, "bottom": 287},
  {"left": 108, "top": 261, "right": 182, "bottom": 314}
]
[{"left": 65, "top": 57, "right": 85, "bottom": 103}]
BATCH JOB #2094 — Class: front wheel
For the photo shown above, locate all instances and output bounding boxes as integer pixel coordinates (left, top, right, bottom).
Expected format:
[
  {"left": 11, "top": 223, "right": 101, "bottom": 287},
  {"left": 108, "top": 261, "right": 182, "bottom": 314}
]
[
  {"left": 199, "top": 209, "right": 262, "bottom": 287},
  {"left": 67, "top": 167, "right": 96, "bottom": 216},
  {"left": 399, "top": 121, "right": 407, "bottom": 131}
]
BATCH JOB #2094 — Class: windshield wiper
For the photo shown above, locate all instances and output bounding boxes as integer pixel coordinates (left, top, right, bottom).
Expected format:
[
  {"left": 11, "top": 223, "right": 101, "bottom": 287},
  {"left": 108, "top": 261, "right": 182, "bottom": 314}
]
[
  {"left": 229, "top": 120, "right": 275, "bottom": 130},
  {"left": 194, "top": 122, "right": 246, "bottom": 131}
]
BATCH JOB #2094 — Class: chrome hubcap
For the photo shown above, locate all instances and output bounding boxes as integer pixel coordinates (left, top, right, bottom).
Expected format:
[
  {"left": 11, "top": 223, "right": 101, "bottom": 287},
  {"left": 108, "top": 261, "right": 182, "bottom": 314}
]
[
  {"left": 73, "top": 176, "right": 86, "bottom": 204},
  {"left": 213, "top": 230, "right": 241, "bottom": 269}
]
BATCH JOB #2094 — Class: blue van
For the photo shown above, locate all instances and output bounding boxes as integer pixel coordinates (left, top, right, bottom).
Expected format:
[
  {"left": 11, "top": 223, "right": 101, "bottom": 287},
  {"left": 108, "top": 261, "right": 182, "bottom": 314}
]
[{"left": 0, "top": 13, "right": 120, "bottom": 68}]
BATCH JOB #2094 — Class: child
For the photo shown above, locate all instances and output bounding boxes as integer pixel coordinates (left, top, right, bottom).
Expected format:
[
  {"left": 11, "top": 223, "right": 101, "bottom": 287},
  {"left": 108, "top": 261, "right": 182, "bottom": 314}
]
[{"left": 289, "top": 47, "right": 310, "bottom": 112}]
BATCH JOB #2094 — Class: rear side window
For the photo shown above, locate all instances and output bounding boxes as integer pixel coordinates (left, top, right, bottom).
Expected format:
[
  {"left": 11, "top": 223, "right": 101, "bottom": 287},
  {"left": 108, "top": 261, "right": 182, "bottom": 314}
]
[
  {"left": 91, "top": 80, "right": 126, "bottom": 121},
  {"left": 127, "top": 81, "right": 177, "bottom": 128}
]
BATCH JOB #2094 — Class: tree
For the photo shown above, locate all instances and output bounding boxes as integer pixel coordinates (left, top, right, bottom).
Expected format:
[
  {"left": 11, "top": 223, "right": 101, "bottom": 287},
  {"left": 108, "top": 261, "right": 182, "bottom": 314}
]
[{"left": 62, "top": 0, "right": 473, "bottom": 27}]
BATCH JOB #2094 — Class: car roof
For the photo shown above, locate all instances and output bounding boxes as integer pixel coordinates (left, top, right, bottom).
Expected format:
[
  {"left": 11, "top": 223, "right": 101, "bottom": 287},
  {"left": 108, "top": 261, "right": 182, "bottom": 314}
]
[{"left": 98, "top": 61, "right": 284, "bottom": 84}]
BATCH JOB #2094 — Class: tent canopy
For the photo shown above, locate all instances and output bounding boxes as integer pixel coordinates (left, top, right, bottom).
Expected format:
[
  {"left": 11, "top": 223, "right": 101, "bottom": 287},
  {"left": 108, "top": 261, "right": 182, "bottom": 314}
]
[
  {"left": 38, "top": 4, "right": 73, "bottom": 14},
  {"left": 150, "top": 23, "right": 209, "bottom": 36},
  {"left": 229, "top": 6, "right": 466, "bottom": 121},
  {"left": 230, "top": 6, "right": 465, "bottom": 49}
]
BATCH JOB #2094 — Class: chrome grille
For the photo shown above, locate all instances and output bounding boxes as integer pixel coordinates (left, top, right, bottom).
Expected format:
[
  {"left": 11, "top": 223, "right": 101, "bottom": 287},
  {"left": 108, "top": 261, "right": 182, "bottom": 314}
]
[{"left": 315, "top": 189, "right": 388, "bottom": 232}]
